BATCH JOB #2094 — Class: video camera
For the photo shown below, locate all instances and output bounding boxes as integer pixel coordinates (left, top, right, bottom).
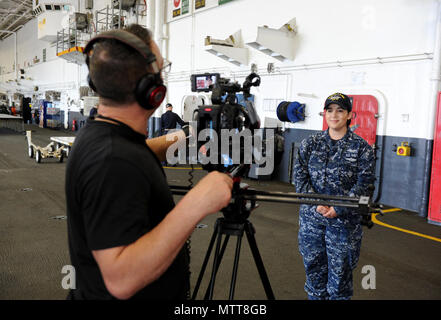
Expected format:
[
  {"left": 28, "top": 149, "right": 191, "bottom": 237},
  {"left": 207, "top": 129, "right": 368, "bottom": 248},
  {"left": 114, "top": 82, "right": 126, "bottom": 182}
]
[{"left": 190, "top": 72, "right": 261, "bottom": 175}]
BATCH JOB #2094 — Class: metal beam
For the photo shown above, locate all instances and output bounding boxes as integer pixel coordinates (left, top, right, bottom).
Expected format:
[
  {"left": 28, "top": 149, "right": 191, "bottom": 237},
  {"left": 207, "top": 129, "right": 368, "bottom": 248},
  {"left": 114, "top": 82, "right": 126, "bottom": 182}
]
[{"left": 0, "top": 0, "right": 33, "bottom": 38}]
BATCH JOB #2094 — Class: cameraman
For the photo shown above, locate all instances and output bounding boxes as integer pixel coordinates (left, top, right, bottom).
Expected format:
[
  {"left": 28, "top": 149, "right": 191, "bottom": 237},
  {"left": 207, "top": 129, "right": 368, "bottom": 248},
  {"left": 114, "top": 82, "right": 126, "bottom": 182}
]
[
  {"left": 65, "top": 24, "right": 233, "bottom": 300},
  {"left": 294, "top": 93, "right": 375, "bottom": 300}
]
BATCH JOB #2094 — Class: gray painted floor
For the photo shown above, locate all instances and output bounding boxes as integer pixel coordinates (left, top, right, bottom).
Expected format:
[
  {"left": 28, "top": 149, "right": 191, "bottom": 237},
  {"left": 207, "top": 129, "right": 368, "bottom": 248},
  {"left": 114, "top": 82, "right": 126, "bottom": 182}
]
[{"left": 0, "top": 124, "right": 440, "bottom": 300}]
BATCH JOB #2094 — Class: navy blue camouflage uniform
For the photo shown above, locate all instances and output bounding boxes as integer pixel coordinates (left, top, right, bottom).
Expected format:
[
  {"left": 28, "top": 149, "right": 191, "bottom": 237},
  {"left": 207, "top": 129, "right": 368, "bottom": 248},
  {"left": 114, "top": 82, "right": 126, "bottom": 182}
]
[{"left": 294, "top": 129, "right": 375, "bottom": 300}]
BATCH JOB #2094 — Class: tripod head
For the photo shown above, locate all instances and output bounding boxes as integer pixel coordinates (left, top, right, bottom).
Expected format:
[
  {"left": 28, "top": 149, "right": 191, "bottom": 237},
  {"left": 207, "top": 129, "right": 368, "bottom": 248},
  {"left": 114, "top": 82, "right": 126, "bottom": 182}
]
[{"left": 221, "top": 178, "right": 257, "bottom": 223}]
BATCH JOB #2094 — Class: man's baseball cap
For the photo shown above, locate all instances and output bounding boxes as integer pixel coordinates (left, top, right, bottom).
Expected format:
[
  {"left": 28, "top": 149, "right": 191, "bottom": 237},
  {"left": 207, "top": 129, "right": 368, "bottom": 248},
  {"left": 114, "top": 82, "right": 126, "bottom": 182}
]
[{"left": 324, "top": 93, "right": 352, "bottom": 112}]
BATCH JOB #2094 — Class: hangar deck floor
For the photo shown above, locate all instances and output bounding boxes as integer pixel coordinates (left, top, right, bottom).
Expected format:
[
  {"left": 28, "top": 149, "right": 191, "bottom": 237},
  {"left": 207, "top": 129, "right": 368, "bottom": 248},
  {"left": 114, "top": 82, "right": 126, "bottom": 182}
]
[{"left": 0, "top": 124, "right": 440, "bottom": 300}]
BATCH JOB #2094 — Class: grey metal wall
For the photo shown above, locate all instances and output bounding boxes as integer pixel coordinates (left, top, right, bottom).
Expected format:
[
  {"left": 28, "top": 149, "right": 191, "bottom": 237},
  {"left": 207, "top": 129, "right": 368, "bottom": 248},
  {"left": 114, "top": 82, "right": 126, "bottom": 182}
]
[{"left": 374, "top": 135, "right": 432, "bottom": 217}]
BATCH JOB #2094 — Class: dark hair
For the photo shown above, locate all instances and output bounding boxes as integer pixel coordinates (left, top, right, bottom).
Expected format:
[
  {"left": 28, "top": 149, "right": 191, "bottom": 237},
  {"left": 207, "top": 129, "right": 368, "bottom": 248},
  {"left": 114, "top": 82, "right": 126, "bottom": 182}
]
[
  {"left": 166, "top": 103, "right": 172, "bottom": 108},
  {"left": 88, "top": 24, "right": 153, "bottom": 106}
]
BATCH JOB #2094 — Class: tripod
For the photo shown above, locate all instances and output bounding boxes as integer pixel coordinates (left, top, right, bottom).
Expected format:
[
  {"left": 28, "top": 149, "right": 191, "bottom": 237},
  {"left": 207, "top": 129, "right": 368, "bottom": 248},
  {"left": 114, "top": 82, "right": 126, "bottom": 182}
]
[
  {"left": 191, "top": 182, "right": 275, "bottom": 300},
  {"left": 169, "top": 175, "right": 373, "bottom": 300}
]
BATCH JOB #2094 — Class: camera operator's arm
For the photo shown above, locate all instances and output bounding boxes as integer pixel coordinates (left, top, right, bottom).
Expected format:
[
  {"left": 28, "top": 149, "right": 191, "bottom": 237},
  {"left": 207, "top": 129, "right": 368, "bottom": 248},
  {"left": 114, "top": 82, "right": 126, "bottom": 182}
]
[
  {"left": 92, "top": 171, "right": 233, "bottom": 300},
  {"left": 146, "top": 129, "right": 187, "bottom": 161}
]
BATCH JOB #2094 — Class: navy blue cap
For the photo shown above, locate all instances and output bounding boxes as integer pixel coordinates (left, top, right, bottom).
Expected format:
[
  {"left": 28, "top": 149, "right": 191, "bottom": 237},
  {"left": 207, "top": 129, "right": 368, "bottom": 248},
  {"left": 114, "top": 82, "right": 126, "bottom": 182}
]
[{"left": 324, "top": 93, "right": 352, "bottom": 112}]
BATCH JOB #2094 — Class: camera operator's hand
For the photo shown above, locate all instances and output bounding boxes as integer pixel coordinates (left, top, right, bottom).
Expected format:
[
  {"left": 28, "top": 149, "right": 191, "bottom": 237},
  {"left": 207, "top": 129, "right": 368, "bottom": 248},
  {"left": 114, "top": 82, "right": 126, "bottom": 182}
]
[{"left": 179, "top": 171, "right": 233, "bottom": 218}]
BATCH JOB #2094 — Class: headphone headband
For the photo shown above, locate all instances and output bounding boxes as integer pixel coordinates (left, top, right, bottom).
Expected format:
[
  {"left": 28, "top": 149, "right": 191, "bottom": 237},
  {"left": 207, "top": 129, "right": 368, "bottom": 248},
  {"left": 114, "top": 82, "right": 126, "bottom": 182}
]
[{"left": 84, "top": 29, "right": 157, "bottom": 65}]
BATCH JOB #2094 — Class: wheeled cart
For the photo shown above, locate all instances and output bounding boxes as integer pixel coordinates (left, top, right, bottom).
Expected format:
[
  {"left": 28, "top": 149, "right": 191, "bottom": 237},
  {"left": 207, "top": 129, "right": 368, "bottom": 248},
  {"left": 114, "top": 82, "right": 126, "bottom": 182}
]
[
  {"left": 26, "top": 130, "right": 66, "bottom": 163},
  {"left": 50, "top": 136, "right": 75, "bottom": 157}
]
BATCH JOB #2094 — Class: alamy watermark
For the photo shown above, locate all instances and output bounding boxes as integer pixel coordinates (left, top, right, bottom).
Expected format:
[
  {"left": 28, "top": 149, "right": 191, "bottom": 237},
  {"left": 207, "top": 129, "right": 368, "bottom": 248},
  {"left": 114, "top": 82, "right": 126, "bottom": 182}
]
[
  {"left": 361, "top": 265, "right": 376, "bottom": 290},
  {"left": 61, "top": 264, "right": 375, "bottom": 292},
  {"left": 165, "top": 122, "right": 275, "bottom": 175},
  {"left": 61, "top": 265, "right": 76, "bottom": 290}
]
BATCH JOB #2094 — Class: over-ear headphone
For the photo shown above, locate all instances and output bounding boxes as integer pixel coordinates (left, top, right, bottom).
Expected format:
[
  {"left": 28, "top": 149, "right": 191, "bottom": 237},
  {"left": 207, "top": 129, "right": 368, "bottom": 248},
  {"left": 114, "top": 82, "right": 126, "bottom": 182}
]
[{"left": 83, "top": 29, "right": 166, "bottom": 110}]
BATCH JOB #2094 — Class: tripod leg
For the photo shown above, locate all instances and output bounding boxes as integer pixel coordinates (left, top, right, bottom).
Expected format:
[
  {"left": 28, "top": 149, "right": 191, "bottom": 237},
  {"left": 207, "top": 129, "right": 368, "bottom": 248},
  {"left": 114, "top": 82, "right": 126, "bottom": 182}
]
[
  {"left": 229, "top": 234, "right": 243, "bottom": 300},
  {"left": 203, "top": 234, "right": 230, "bottom": 300},
  {"left": 245, "top": 222, "right": 275, "bottom": 300},
  {"left": 192, "top": 219, "right": 220, "bottom": 300},
  {"left": 206, "top": 224, "right": 224, "bottom": 300}
]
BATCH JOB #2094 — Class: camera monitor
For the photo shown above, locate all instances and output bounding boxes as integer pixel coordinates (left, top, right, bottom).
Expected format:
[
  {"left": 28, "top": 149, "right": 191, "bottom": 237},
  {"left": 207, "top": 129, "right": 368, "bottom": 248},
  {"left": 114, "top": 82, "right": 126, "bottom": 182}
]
[{"left": 191, "top": 73, "right": 220, "bottom": 92}]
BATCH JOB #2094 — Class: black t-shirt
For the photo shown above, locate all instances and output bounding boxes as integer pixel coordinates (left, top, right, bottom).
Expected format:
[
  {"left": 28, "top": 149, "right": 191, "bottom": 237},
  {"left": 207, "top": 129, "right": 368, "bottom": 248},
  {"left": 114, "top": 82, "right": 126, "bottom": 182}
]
[{"left": 65, "top": 118, "right": 189, "bottom": 300}]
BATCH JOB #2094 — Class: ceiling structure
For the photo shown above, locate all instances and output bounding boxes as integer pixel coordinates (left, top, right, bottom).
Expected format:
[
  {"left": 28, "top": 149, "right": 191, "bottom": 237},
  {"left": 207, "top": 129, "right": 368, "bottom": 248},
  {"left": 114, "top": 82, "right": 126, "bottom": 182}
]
[{"left": 0, "top": 0, "right": 34, "bottom": 40}]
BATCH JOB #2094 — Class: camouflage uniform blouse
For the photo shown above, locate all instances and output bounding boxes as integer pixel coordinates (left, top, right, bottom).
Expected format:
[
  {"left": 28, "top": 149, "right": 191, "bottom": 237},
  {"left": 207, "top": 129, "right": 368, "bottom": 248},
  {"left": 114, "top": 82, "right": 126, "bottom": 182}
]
[{"left": 294, "top": 129, "right": 375, "bottom": 226}]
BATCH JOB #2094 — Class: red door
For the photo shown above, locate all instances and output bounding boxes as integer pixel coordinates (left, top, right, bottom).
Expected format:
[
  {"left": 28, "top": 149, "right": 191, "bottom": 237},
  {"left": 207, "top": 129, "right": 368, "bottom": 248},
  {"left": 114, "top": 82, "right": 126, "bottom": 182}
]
[
  {"left": 428, "top": 92, "right": 441, "bottom": 225},
  {"left": 322, "top": 95, "right": 378, "bottom": 146}
]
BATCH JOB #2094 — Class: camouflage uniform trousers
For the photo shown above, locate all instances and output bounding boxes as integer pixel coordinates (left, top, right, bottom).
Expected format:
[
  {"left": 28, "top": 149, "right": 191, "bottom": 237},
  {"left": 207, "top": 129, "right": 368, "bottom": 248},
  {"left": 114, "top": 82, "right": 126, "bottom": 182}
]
[{"left": 298, "top": 208, "right": 362, "bottom": 300}]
